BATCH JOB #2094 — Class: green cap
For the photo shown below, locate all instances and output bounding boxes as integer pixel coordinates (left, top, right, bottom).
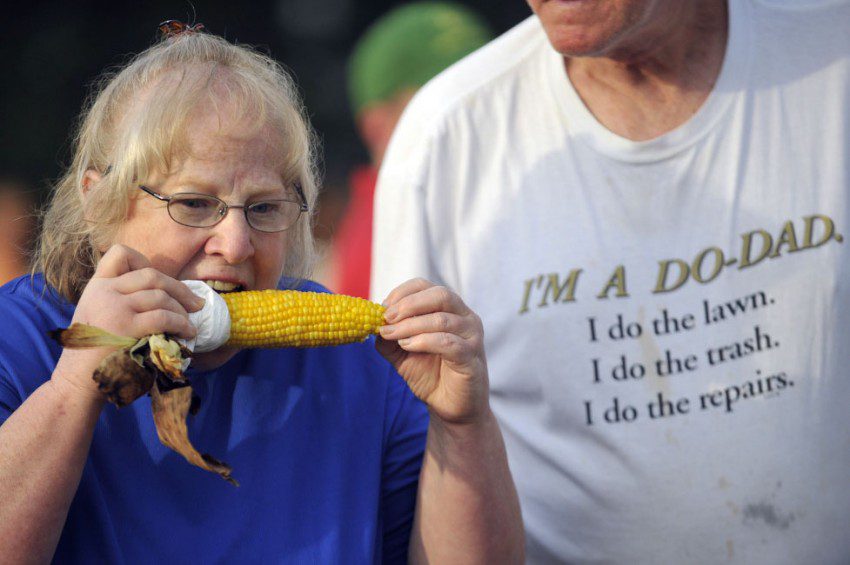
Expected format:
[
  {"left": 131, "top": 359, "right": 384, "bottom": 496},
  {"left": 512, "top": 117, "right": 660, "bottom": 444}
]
[{"left": 348, "top": 2, "right": 493, "bottom": 115}]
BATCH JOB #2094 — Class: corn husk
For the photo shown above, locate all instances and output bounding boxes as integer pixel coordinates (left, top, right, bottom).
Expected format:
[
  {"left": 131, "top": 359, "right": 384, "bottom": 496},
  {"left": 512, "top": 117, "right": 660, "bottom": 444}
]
[{"left": 51, "top": 323, "right": 236, "bottom": 485}]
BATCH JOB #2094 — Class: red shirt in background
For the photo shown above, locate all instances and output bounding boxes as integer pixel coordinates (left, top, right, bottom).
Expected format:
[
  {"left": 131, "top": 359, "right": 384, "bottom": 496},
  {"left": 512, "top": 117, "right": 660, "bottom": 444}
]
[{"left": 330, "top": 165, "right": 378, "bottom": 299}]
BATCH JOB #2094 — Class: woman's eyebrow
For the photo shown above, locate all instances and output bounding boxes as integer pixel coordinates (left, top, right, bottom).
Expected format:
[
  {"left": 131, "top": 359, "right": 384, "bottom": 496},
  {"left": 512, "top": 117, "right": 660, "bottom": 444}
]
[
  {"left": 253, "top": 186, "right": 294, "bottom": 199},
  {"left": 170, "top": 178, "right": 291, "bottom": 200},
  {"left": 166, "top": 177, "right": 219, "bottom": 193}
]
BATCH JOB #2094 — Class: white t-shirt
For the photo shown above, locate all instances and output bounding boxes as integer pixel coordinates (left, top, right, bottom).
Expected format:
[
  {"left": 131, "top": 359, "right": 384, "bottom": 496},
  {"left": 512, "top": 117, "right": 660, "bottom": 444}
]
[{"left": 372, "top": 1, "right": 850, "bottom": 563}]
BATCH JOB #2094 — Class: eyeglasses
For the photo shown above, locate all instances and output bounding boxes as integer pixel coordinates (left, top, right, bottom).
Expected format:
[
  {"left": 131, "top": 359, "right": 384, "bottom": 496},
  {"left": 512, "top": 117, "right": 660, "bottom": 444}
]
[{"left": 138, "top": 185, "right": 308, "bottom": 233}]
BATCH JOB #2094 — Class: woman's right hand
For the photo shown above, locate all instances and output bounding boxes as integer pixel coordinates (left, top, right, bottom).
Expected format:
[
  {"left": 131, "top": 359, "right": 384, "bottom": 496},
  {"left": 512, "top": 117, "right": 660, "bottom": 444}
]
[{"left": 50, "top": 245, "right": 205, "bottom": 404}]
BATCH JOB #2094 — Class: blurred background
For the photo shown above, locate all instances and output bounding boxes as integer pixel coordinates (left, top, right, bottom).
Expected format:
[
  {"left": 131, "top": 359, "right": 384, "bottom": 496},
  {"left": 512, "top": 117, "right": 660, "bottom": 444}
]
[{"left": 0, "top": 1, "right": 530, "bottom": 288}]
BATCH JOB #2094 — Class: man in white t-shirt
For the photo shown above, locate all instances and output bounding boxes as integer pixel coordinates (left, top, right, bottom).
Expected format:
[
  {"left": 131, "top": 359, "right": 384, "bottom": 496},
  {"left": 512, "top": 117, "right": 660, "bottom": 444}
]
[{"left": 371, "top": 0, "right": 850, "bottom": 562}]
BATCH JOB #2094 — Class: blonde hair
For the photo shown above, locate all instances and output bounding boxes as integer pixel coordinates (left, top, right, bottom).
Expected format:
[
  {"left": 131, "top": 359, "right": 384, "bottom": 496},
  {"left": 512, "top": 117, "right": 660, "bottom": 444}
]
[{"left": 35, "top": 30, "right": 319, "bottom": 303}]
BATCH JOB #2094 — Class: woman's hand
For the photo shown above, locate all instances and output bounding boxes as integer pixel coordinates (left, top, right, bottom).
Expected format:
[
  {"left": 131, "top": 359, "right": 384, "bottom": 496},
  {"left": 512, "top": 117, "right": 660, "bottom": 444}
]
[
  {"left": 51, "top": 245, "right": 204, "bottom": 403},
  {"left": 377, "top": 279, "right": 524, "bottom": 563},
  {"left": 376, "top": 278, "right": 489, "bottom": 424}
]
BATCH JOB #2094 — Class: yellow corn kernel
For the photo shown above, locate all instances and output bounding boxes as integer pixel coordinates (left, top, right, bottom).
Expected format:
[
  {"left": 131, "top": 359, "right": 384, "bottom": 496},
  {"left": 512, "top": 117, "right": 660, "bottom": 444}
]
[{"left": 222, "top": 290, "right": 386, "bottom": 348}]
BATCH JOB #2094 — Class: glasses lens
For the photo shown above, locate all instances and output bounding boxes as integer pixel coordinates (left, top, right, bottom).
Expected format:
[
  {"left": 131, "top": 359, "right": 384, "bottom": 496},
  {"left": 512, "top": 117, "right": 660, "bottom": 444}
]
[
  {"left": 246, "top": 200, "right": 302, "bottom": 232},
  {"left": 167, "top": 194, "right": 224, "bottom": 227}
]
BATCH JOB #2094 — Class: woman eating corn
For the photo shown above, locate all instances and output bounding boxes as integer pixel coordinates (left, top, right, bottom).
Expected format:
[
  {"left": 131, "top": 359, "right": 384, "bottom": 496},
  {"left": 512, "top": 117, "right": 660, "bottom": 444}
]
[{"left": 0, "top": 23, "right": 523, "bottom": 563}]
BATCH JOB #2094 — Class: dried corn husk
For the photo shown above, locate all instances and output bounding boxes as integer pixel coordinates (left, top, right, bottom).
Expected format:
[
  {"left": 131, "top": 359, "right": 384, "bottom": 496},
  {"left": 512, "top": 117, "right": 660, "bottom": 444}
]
[{"left": 51, "top": 323, "right": 236, "bottom": 485}]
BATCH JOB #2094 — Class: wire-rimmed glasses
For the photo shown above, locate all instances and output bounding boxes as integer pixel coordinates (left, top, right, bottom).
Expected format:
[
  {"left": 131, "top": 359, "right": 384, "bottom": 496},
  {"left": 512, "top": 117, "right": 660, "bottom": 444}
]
[{"left": 138, "top": 185, "right": 308, "bottom": 233}]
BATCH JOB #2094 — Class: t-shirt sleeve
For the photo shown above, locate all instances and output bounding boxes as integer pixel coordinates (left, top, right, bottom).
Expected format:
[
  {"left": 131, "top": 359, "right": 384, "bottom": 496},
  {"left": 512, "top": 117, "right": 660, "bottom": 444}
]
[
  {"left": 0, "top": 336, "right": 45, "bottom": 426},
  {"left": 0, "top": 280, "right": 66, "bottom": 426},
  {"left": 0, "top": 362, "right": 22, "bottom": 425},
  {"left": 370, "top": 103, "right": 443, "bottom": 303},
  {"left": 379, "top": 364, "right": 429, "bottom": 563},
  {"left": 0, "top": 316, "right": 28, "bottom": 425}
]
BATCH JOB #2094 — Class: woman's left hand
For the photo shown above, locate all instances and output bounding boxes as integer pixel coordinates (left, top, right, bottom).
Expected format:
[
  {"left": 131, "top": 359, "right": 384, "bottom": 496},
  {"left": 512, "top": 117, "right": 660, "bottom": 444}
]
[{"left": 376, "top": 278, "right": 489, "bottom": 424}]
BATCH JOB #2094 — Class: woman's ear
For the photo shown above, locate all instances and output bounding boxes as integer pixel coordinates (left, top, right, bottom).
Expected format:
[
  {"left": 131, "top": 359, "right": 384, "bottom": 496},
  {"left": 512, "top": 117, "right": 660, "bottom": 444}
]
[
  {"left": 81, "top": 169, "right": 103, "bottom": 198},
  {"left": 80, "top": 169, "right": 111, "bottom": 252}
]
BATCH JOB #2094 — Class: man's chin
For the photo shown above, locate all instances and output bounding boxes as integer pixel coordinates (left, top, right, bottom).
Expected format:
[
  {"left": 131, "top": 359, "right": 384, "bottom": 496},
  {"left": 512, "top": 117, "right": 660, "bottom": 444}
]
[
  {"left": 191, "top": 346, "right": 240, "bottom": 372},
  {"left": 544, "top": 26, "right": 622, "bottom": 59}
]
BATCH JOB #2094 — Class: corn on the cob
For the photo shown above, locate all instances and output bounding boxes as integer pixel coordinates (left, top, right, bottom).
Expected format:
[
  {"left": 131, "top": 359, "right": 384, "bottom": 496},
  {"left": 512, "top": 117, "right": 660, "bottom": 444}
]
[
  {"left": 49, "top": 288, "right": 386, "bottom": 485},
  {"left": 222, "top": 290, "right": 386, "bottom": 348}
]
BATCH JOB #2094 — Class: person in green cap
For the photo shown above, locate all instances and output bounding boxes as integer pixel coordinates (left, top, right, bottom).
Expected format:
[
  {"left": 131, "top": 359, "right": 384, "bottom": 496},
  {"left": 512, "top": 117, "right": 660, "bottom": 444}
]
[{"left": 328, "top": 2, "right": 493, "bottom": 299}]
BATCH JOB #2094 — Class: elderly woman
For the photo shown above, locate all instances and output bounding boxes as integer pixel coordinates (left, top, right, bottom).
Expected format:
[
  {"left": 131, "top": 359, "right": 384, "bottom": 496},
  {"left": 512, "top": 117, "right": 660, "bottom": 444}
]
[{"left": 0, "top": 25, "right": 523, "bottom": 563}]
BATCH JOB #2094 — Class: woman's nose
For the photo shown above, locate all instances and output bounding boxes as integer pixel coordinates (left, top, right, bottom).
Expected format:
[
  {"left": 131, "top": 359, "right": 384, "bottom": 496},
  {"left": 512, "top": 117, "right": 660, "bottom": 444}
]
[{"left": 205, "top": 208, "right": 255, "bottom": 264}]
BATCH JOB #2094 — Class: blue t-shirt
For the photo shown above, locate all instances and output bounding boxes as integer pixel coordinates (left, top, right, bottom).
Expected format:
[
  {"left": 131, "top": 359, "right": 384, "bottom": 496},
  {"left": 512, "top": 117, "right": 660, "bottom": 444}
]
[{"left": 0, "top": 275, "right": 428, "bottom": 563}]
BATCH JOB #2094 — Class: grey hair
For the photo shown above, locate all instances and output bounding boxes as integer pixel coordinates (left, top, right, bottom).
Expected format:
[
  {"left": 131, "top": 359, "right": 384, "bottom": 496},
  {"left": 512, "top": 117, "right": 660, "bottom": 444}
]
[{"left": 34, "top": 30, "right": 319, "bottom": 303}]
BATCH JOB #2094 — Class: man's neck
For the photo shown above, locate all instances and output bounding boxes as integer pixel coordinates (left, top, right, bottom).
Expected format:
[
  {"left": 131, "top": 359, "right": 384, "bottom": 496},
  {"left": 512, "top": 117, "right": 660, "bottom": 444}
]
[{"left": 565, "top": 0, "right": 728, "bottom": 141}]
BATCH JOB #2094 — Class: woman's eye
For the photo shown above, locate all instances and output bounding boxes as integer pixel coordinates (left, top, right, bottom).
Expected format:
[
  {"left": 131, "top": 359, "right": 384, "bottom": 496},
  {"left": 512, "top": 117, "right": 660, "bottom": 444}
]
[
  {"left": 175, "top": 198, "right": 213, "bottom": 209},
  {"left": 251, "top": 202, "right": 279, "bottom": 214}
]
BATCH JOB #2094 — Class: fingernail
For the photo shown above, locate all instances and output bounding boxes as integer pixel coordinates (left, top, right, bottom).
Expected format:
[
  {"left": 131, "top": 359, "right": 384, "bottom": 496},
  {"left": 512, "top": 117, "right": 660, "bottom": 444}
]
[
  {"left": 379, "top": 324, "right": 395, "bottom": 337},
  {"left": 398, "top": 338, "right": 411, "bottom": 347},
  {"left": 384, "top": 306, "right": 398, "bottom": 323},
  {"left": 194, "top": 298, "right": 206, "bottom": 310}
]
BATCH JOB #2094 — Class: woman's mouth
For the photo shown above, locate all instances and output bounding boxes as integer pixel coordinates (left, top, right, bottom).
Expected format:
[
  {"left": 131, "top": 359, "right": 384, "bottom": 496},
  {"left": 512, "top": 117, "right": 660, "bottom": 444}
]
[{"left": 204, "top": 280, "right": 244, "bottom": 293}]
